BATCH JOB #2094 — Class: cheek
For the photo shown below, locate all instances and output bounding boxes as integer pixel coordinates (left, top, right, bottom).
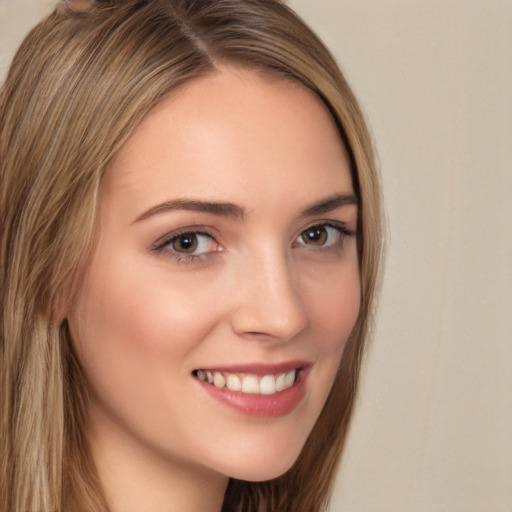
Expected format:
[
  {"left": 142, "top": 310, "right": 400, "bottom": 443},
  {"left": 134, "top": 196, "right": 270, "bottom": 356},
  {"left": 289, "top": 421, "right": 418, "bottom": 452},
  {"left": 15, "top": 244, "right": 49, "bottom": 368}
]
[
  {"left": 68, "top": 255, "right": 221, "bottom": 401},
  {"left": 67, "top": 258, "right": 229, "bottom": 451},
  {"left": 299, "top": 261, "right": 361, "bottom": 412},
  {"left": 78, "top": 255, "right": 207, "bottom": 341},
  {"left": 306, "top": 262, "right": 361, "bottom": 352}
]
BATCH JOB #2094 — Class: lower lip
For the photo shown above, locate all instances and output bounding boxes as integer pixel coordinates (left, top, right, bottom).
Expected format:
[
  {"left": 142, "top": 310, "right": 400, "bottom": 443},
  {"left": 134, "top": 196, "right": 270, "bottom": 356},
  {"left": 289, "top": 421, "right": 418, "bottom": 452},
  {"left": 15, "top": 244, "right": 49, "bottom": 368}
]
[{"left": 196, "top": 370, "right": 309, "bottom": 418}]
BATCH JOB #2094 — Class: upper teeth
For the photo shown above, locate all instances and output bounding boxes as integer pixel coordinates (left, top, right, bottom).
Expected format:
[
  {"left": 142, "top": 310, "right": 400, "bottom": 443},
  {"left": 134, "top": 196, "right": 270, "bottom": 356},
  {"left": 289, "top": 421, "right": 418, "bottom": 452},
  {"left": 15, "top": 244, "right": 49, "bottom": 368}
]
[{"left": 196, "top": 369, "right": 297, "bottom": 395}]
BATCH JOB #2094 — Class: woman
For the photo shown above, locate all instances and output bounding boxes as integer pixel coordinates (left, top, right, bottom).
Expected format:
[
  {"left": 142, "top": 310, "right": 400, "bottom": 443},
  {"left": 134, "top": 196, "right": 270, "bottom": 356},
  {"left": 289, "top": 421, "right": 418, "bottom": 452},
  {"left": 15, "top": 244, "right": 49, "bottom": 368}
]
[{"left": 0, "top": 0, "right": 382, "bottom": 510}]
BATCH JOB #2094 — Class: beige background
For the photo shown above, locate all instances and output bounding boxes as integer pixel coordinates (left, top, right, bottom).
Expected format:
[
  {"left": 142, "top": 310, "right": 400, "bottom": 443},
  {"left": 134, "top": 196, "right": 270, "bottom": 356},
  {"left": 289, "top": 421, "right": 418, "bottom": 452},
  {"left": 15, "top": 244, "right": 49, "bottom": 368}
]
[{"left": 1, "top": 1, "right": 511, "bottom": 511}]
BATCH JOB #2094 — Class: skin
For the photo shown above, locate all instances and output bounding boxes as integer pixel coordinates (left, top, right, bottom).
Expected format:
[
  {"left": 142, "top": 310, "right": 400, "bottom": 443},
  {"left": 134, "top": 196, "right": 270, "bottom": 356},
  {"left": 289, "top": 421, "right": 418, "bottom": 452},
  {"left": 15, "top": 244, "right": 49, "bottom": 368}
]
[{"left": 67, "top": 66, "right": 360, "bottom": 512}]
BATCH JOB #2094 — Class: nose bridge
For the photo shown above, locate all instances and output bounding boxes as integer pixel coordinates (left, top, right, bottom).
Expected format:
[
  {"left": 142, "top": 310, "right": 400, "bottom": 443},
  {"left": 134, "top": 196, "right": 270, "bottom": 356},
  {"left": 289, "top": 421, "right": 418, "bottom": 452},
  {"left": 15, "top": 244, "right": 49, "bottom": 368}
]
[{"left": 230, "top": 246, "right": 309, "bottom": 341}]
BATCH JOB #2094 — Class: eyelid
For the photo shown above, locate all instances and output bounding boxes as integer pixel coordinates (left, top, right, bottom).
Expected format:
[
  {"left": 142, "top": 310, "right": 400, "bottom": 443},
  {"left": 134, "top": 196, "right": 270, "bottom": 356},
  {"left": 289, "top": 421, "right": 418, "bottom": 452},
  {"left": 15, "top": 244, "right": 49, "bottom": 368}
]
[
  {"left": 298, "top": 220, "right": 354, "bottom": 237},
  {"left": 151, "top": 226, "right": 221, "bottom": 263},
  {"left": 294, "top": 220, "right": 355, "bottom": 249},
  {"left": 150, "top": 219, "right": 354, "bottom": 264}
]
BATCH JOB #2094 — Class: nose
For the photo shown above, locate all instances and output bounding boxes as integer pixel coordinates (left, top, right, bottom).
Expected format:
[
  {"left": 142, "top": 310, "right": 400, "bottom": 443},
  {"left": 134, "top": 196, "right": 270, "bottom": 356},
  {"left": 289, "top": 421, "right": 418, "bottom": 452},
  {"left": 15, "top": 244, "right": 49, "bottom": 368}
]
[{"left": 230, "top": 252, "right": 309, "bottom": 342}]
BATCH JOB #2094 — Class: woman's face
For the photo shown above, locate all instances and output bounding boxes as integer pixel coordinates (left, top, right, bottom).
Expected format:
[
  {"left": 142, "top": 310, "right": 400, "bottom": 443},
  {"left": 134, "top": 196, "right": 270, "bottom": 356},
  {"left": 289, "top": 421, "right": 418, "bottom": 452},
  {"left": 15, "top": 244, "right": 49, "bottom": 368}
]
[{"left": 68, "top": 67, "right": 360, "bottom": 485}]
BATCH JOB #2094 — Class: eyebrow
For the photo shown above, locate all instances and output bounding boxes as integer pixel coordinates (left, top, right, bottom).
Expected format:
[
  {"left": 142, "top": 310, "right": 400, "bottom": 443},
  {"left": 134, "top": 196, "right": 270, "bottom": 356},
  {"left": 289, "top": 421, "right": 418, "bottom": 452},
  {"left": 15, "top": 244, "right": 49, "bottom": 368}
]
[
  {"left": 132, "top": 193, "right": 357, "bottom": 224},
  {"left": 298, "top": 193, "right": 358, "bottom": 219},
  {"left": 132, "top": 199, "right": 245, "bottom": 223}
]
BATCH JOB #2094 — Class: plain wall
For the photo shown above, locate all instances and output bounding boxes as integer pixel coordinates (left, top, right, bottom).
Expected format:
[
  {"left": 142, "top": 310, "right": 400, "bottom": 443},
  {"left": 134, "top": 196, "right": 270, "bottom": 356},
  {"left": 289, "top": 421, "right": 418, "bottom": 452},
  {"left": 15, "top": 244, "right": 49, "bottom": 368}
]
[{"left": 1, "top": 1, "right": 511, "bottom": 511}]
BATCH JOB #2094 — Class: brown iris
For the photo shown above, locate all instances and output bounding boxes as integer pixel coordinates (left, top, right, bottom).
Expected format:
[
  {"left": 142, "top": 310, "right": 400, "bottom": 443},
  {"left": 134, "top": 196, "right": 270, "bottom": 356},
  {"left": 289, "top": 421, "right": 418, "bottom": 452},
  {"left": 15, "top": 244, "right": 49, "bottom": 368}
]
[
  {"left": 172, "top": 233, "right": 198, "bottom": 253},
  {"left": 301, "top": 225, "right": 328, "bottom": 246}
]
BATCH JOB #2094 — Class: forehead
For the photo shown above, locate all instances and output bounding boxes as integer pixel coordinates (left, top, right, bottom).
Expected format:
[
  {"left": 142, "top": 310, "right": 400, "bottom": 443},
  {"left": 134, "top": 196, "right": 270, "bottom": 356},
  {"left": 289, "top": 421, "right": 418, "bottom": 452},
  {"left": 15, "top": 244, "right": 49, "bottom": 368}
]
[{"left": 102, "top": 66, "right": 353, "bottom": 216}]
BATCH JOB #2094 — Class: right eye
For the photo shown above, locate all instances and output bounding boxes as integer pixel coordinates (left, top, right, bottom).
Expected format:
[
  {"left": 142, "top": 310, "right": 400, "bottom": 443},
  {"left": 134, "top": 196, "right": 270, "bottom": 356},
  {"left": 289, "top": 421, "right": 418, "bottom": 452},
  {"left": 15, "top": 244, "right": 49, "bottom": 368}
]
[
  {"left": 154, "top": 229, "right": 221, "bottom": 261},
  {"left": 169, "top": 232, "right": 214, "bottom": 254}
]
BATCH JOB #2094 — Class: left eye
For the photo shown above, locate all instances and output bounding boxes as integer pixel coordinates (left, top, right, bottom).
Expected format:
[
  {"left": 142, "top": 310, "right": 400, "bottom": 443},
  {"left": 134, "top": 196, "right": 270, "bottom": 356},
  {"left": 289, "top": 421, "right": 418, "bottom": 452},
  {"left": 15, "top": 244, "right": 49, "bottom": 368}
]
[
  {"left": 168, "top": 232, "right": 217, "bottom": 255},
  {"left": 297, "top": 224, "right": 346, "bottom": 247}
]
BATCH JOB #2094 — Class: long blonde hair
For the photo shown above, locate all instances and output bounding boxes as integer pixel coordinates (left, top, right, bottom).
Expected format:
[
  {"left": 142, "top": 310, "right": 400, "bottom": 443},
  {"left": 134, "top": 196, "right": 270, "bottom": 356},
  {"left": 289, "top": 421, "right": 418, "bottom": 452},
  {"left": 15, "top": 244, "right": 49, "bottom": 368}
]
[{"left": 0, "top": 1, "right": 382, "bottom": 510}]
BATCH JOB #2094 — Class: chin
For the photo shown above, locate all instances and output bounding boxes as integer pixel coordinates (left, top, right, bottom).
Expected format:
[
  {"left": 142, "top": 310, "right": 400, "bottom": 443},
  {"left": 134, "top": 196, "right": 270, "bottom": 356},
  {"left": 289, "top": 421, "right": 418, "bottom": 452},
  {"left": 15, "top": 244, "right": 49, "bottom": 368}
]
[
  {"left": 215, "top": 436, "right": 306, "bottom": 482},
  {"left": 241, "top": 462, "right": 298, "bottom": 482},
  {"left": 227, "top": 460, "right": 297, "bottom": 483}
]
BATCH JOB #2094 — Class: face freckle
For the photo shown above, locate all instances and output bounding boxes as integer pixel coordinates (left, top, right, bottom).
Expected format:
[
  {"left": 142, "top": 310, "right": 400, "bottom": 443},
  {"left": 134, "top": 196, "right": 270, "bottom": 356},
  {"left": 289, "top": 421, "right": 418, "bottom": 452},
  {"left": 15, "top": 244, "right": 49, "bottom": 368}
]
[{"left": 67, "top": 65, "right": 360, "bottom": 495}]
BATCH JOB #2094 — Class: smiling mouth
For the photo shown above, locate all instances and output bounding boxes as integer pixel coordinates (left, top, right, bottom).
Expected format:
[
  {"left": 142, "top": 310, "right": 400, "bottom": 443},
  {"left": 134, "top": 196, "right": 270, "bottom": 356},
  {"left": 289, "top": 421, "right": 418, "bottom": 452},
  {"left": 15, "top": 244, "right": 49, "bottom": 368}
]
[{"left": 192, "top": 369, "right": 299, "bottom": 395}]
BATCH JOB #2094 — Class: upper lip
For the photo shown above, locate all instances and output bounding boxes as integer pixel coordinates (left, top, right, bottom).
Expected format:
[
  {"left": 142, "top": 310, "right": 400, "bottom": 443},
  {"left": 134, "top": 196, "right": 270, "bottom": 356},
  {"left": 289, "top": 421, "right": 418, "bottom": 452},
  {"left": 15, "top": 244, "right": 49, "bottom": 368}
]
[{"left": 193, "top": 360, "right": 312, "bottom": 376}]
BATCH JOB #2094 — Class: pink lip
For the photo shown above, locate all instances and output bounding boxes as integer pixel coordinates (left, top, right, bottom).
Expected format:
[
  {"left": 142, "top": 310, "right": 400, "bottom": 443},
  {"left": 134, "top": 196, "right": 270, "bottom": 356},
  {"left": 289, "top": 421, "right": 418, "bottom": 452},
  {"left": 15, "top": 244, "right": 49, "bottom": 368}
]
[{"left": 194, "top": 363, "right": 312, "bottom": 418}]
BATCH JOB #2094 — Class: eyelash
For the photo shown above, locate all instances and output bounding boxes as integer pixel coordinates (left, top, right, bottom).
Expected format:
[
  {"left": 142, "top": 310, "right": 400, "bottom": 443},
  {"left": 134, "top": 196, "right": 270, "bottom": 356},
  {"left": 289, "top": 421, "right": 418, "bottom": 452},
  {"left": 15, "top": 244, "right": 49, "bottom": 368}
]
[
  {"left": 152, "top": 222, "right": 354, "bottom": 263},
  {"left": 152, "top": 227, "right": 218, "bottom": 263},
  {"left": 294, "top": 222, "right": 353, "bottom": 250}
]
